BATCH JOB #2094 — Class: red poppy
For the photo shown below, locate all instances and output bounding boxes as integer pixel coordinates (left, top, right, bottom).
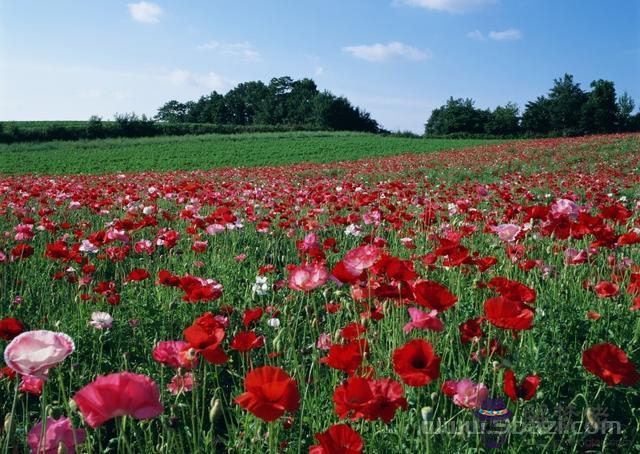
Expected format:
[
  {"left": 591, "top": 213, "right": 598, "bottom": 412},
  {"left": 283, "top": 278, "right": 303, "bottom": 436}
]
[
  {"left": 582, "top": 343, "right": 640, "bottom": 386},
  {"left": 503, "top": 369, "right": 540, "bottom": 401},
  {"left": 320, "top": 340, "right": 368, "bottom": 376},
  {"left": 411, "top": 280, "right": 458, "bottom": 312},
  {"left": 459, "top": 317, "right": 484, "bottom": 344},
  {"left": 11, "top": 244, "right": 34, "bottom": 260},
  {"left": 484, "top": 297, "right": 534, "bottom": 330},
  {"left": 234, "top": 366, "right": 300, "bottom": 422},
  {"left": 333, "top": 376, "right": 407, "bottom": 423},
  {"left": 309, "top": 424, "right": 363, "bottom": 454},
  {"left": 392, "top": 339, "right": 441, "bottom": 387},
  {"left": 487, "top": 277, "right": 536, "bottom": 304},
  {"left": 183, "top": 312, "right": 228, "bottom": 364},
  {"left": 340, "top": 323, "right": 367, "bottom": 341},
  {"left": 594, "top": 281, "right": 619, "bottom": 298},
  {"left": 243, "top": 307, "right": 263, "bottom": 327},
  {"left": 0, "top": 317, "right": 24, "bottom": 341},
  {"left": 230, "top": 331, "right": 265, "bottom": 352},
  {"left": 127, "top": 268, "right": 150, "bottom": 282}
]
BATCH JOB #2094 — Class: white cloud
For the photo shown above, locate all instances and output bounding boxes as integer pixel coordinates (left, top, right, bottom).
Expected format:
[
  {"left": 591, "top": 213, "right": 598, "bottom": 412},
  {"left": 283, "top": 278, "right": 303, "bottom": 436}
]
[
  {"left": 314, "top": 66, "right": 324, "bottom": 77},
  {"left": 488, "top": 28, "right": 522, "bottom": 41},
  {"left": 467, "top": 30, "right": 485, "bottom": 40},
  {"left": 166, "top": 69, "right": 235, "bottom": 92},
  {"left": 395, "top": 0, "right": 496, "bottom": 13},
  {"left": 197, "top": 41, "right": 261, "bottom": 61},
  {"left": 128, "top": 2, "right": 163, "bottom": 24},
  {"left": 342, "top": 41, "right": 430, "bottom": 62}
]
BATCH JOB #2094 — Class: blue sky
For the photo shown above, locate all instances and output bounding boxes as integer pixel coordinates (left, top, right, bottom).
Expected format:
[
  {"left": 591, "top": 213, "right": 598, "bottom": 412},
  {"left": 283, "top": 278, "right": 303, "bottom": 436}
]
[{"left": 1, "top": 0, "right": 639, "bottom": 132}]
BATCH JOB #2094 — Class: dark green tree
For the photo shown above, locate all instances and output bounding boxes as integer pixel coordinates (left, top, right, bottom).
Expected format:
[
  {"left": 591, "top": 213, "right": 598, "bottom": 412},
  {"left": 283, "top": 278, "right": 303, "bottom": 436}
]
[
  {"left": 155, "top": 100, "right": 188, "bottom": 122},
  {"left": 485, "top": 102, "right": 520, "bottom": 136},
  {"left": 521, "top": 96, "right": 552, "bottom": 134},
  {"left": 580, "top": 79, "right": 619, "bottom": 133},
  {"left": 547, "top": 74, "right": 587, "bottom": 134},
  {"left": 617, "top": 91, "right": 636, "bottom": 132},
  {"left": 425, "top": 97, "right": 490, "bottom": 135}
]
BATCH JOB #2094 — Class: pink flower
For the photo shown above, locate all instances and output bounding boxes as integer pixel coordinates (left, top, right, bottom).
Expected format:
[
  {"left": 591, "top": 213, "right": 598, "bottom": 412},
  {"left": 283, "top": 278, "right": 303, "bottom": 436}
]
[
  {"left": 452, "top": 379, "right": 488, "bottom": 409},
  {"left": 3, "top": 330, "right": 75, "bottom": 379},
  {"left": 73, "top": 372, "right": 164, "bottom": 428},
  {"left": 89, "top": 312, "right": 113, "bottom": 330},
  {"left": 152, "top": 341, "right": 198, "bottom": 370},
  {"left": 316, "top": 333, "right": 333, "bottom": 350},
  {"left": 343, "top": 245, "right": 380, "bottom": 275},
  {"left": 493, "top": 224, "right": 521, "bottom": 243},
  {"left": 288, "top": 263, "right": 329, "bottom": 292},
  {"left": 551, "top": 198, "right": 579, "bottom": 220},
  {"left": 403, "top": 307, "right": 444, "bottom": 334},
  {"left": 19, "top": 375, "right": 44, "bottom": 395},
  {"left": 27, "top": 416, "right": 86, "bottom": 454},
  {"left": 167, "top": 372, "right": 194, "bottom": 395},
  {"left": 234, "top": 253, "right": 247, "bottom": 262}
]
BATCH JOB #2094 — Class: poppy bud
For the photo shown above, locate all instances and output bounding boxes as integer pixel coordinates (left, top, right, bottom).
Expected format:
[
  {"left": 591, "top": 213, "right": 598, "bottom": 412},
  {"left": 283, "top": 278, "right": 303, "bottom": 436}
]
[
  {"left": 421, "top": 406, "right": 433, "bottom": 422},
  {"left": 209, "top": 398, "right": 222, "bottom": 423},
  {"left": 68, "top": 398, "right": 78, "bottom": 412},
  {"left": 57, "top": 441, "right": 68, "bottom": 454},
  {"left": 3, "top": 413, "right": 12, "bottom": 433},
  {"left": 586, "top": 407, "right": 599, "bottom": 429},
  {"left": 430, "top": 392, "right": 438, "bottom": 402}
]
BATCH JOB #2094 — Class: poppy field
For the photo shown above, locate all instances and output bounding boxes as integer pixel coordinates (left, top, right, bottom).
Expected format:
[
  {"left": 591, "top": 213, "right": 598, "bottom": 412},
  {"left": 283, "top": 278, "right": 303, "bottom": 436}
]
[{"left": 1, "top": 133, "right": 639, "bottom": 453}]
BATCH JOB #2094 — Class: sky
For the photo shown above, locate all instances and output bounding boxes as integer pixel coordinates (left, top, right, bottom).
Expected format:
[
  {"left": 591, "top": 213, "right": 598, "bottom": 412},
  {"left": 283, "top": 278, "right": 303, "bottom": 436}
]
[{"left": 1, "top": 0, "right": 639, "bottom": 132}]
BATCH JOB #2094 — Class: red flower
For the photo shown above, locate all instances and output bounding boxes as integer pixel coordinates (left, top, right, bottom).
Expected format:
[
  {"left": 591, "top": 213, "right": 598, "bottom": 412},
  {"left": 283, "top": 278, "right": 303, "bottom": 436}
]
[
  {"left": 234, "top": 366, "right": 300, "bottom": 422},
  {"left": 340, "top": 323, "right": 367, "bottom": 341},
  {"left": 582, "top": 343, "right": 640, "bottom": 386},
  {"left": 392, "top": 339, "right": 440, "bottom": 387},
  {"left": 484, "top": 297, "right": 534, "bottom": 330},
  {"left": 333, "top": 376, "right": 407, "bottom": 423},
  {"left": 459, "top": 317, "right": 484, "bottom": 344},
  {"left": 503, "top": 369, "right": 540, "bottom": 401},
  {"left": 411, "top": 280, "right": 458, "bottom": 312},
  {"left": 309, "top": 424, "right": 364, "bottom": 454},
  {"left": 320, "top": 340, "right": 368, "bottom": 376},
  {"left": 183, "top": 312, "right": 228, "bottom": 364},
  {"left": 73, "top": 372, "right": 164, "bottom": 428},
  {"left": 230, "top": 331, "right": 265, "bottom": 352},
  {"left": 487, "top": 277, "right": 536, "bottom": 303},
  {"left": 594, "top": 281, "right": 619, "bottom": 298},
  {"left": 0, "top": 317, "right": 24, "bottom": 340},
  {"left": 126, "top": 268, "right": 150, "bottom": 282},
  {"left": 11, "top": 244, "right": 34, "bottom": 260},
  {"left": 243, "top": 307, "right": 263, "bottom": 327}
]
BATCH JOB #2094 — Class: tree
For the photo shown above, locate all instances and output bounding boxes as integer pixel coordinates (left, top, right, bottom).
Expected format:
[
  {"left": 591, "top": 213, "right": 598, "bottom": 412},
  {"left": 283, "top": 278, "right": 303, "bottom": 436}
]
[
  {"left": 425, "top": 97, "right": 490, "bottom": 135},
  {"left": 155, "top": 100, "right": 188, "bottom": 122},
  {"left": 580, "top": 79, "right": 618, "bottom": 133},
  {"left": 617, "top": 91, "right": 636, "bottom": 132},
  {"left": 547, "top": 74, "right": 587, "bottom": 135},
  {"left": 485, "top": 102, "right": 520, "bottom": 136},
  {"left": 521, "top": 96, "right": 552, "bottom": 134}
]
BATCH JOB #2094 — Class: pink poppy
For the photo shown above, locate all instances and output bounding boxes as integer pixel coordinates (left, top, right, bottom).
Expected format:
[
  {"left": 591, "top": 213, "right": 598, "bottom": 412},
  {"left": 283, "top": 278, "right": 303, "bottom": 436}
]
[
  {"left": 493, "top": 224, "right": 521, "bottom": 243},
  {"left": 452, "top": 379, "right": 488, "bottom": 409},
  {"left": 19, "top": 375, "right": 45, "bottom": 396},
  {"left": 152, "top": 340, "right": 198, "bottom": 369},
  {"left": 402, "top": 307, "right": 444, "bottom": 334},
  {"left": 288, "top": 263, "right": 329, "bottom": 292},
  {"left": 3, "top": 330, "right": 75, "bottom": 378},
  {"left": 27, "top": 416, "right": 86, "bottom": 454},
  {"left": 167, "top": 373, "right": 195, "bottom": 395},
  {"left": 550, "top": 198, "right": 579, "bottom": 220},
  {"left": 73, "top": 372, "right": 164, "bottom": 428}
]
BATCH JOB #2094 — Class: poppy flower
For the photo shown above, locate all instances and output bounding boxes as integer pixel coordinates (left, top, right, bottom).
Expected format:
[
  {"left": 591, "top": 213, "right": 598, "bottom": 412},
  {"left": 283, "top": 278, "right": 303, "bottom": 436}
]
[
  {"left": 503, "top": 369, "right": 540, "bottom": 401},
  {"left": 167, "top": 372, "right": 195, "bottom": 395},
  {"left": 230, "top": 331, "right": 265, "bottom": 352},
  {"left": 19, "top": 375, "right": 44, "bottom": 395},
  {"left": 320, "top": 340, "right": 368, "bottom": 376},
  {"left": 493, "top": 224, "right": 521, "bottom": 242},
  {"left": 594, "top": 281, "right": 619, "bottom": 298},
  {"left": 411, "top": 280, "right": 458, "bottom": 312},
  {"left": 309, "top": 424, "right": 363, "bottom": 454},
  {"left": 27, "top": 416, "right": 86, "bottom": 454},
  {"left": 459, "top": 317, "right": 484, "bottom": 343},
  {"left": 73, "top": 372, "right": 164, "bottom": 428},
  {"left": 0, "top": 317, "right": 24, "bottom": 340},
  {"left": 403, "top": 307, "right": 444, "bottom": 334},
  {"left": 333, "top": 376, "right": 407, "bottom": 423},
  {"left": 582, "top": 343, "right": 640, "bottom": 386},
  {"left": 451, "top": 379, "right": 488, "bottom": 409},
  {"left": 484, "top": 297, "right": 534, "bottom": 331},
  {"left": 234, "top": 366, "right": 300, "bottom": 422},
  {"left": 3, "top": 330, "right": 74, "bottom": 378},
  {"left": 288, "top": 262, "right": 329, "bottom": 291},
  {"left": 243, "top": 307, "right": 263, "bottom": 327},
  {"left": 392, "top": 339, "right": 440, "bottom": 387},
  {"left": 126, "top": 268, "right": 150, "bottom": 282},
  {"left": 487, "top": 277, "right": 536, "bottom": 304},
  {"left": 183, "top": 312, "right": 228, "bottom": 365},
  {"left": 152, "top": 340, "right": 198, "bottom": 369}
]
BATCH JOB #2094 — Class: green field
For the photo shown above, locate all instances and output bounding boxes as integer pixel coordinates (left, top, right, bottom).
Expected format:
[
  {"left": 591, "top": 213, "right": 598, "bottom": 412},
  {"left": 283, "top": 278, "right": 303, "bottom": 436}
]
[{"left": 0, "top": 132, "right": 503, "bottom": 175}]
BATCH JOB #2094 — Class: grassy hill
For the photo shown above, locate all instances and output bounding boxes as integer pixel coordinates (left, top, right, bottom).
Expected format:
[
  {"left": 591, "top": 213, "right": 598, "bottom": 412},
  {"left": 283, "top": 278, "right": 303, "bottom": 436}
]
[{"left": 0, "top": 131, "right": 504, "bottom": 175}]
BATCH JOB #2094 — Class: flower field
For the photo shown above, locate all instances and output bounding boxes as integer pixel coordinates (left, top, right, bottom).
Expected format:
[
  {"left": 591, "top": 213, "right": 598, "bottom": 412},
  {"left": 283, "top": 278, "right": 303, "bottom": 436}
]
[{"left": 1, "top": 134, "right": 639, "bottom": 453}]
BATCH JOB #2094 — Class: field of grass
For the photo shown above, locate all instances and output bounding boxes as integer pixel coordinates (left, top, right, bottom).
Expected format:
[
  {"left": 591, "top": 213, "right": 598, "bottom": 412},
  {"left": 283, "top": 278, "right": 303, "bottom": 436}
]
[
  {"left": 1, "top": 134, "right": 639, "bottom": 453},
  {"left": 0, "top": 131, "right": 503, "bottom": 175}
]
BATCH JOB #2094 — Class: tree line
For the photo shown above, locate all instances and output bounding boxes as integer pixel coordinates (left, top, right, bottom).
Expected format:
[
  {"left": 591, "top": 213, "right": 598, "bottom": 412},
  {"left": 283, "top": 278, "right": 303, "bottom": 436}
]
[
  {"left": 155, "top": 76, "right": 379, "bottom": 133},
  {"left": 425, "top": 74, "right": 639, "bottom": 137}
]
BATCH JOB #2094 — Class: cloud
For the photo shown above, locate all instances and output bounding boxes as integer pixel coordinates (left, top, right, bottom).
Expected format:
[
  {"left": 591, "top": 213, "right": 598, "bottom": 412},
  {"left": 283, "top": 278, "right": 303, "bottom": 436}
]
[
  {"left": 342, "top": 41, "right": 430, "bottom": 62},
  {"left": 467, "top": 30, "right": 485, "bottom": 40},
  {"left": 395, "top": 0, "right": 496, "bottom": 13},
  {"left": 488, "top": 28, "right": 522, "bottom": 41},
  {"left": 166, "top": 69, "right": 235, "bottom": 92},
  {"left": 128, "top": 2, "right": 163, "bottom": 24},
  {"left": 197, "top": 41, "right": 261, "bottom": 61}
]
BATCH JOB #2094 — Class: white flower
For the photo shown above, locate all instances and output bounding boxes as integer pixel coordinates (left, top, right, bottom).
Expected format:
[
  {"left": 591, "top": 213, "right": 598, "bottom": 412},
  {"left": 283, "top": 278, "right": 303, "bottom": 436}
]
[
  {"left": 252, "top": 276, "right": 270, "bottom": 296},
  {"left": 79, "top": 240, "right": 99, "bottom": 254},
  {"left": 345, "top": 224, "right": 362, "bottom": 237},
  {"left": 89, "top": 312, "right": 113, "bottom": 329},
  {"left": 267, "top": 318, "right": 280, "bottom": 328}
]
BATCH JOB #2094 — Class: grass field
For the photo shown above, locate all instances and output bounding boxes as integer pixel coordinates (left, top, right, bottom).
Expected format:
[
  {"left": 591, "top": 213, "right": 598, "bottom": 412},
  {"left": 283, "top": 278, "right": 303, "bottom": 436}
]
[
  {"left": 1, "top": 134, "right": 639, "bottom": 453},
  {"left": 0, "top": 131, "right": 503, "bottom": 175}
]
